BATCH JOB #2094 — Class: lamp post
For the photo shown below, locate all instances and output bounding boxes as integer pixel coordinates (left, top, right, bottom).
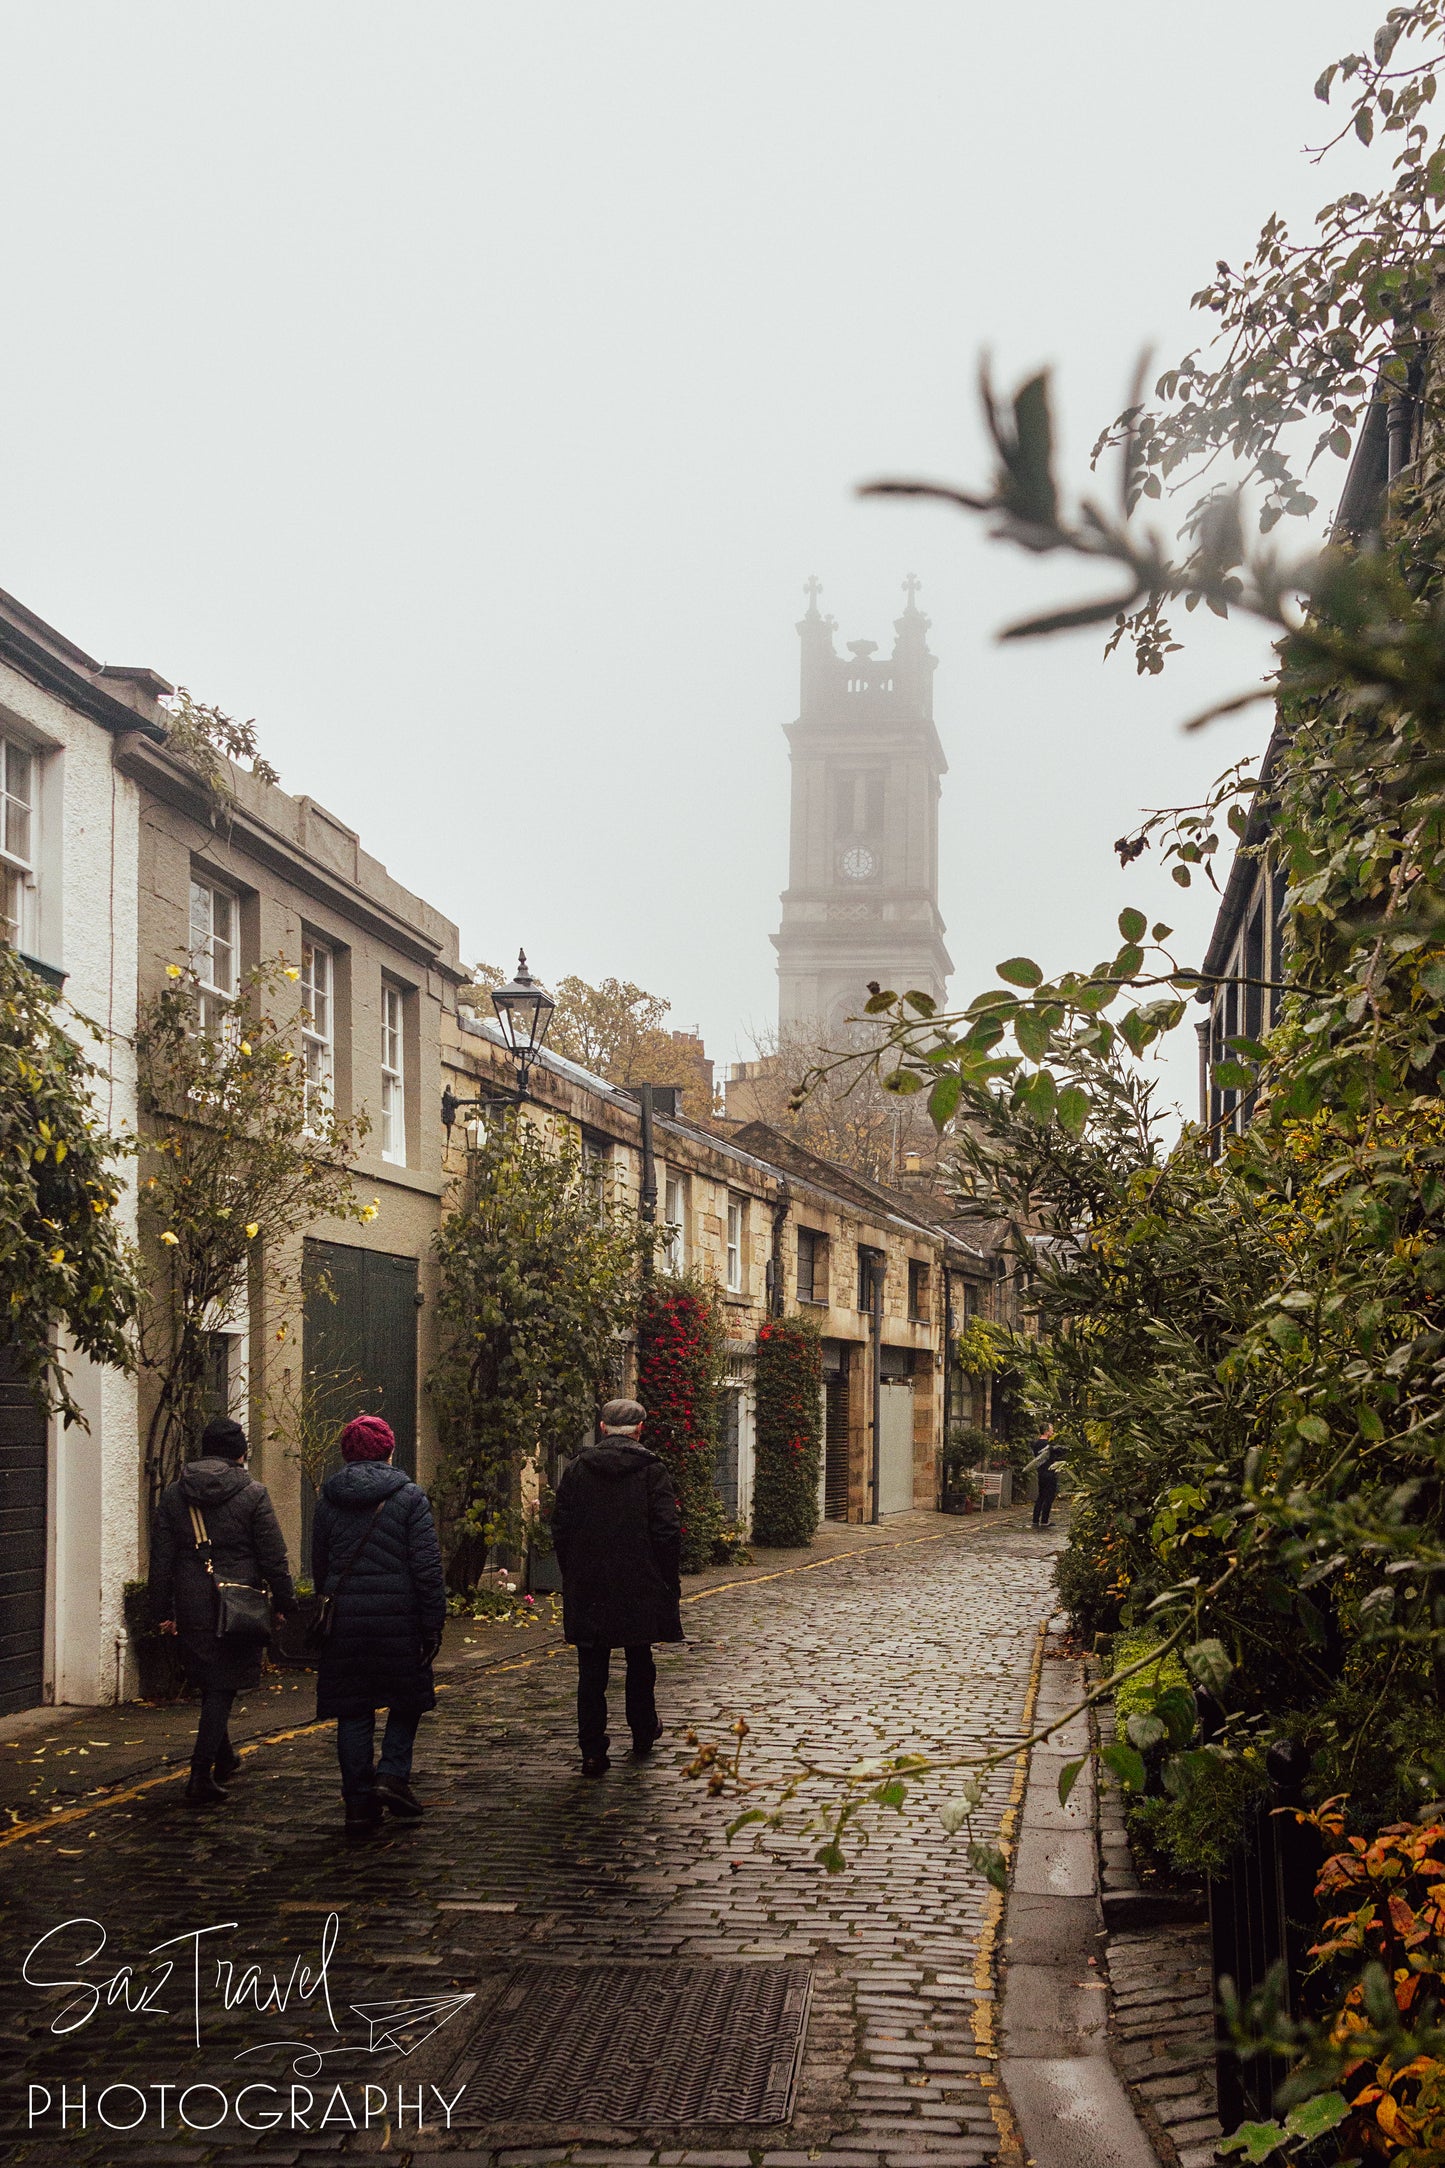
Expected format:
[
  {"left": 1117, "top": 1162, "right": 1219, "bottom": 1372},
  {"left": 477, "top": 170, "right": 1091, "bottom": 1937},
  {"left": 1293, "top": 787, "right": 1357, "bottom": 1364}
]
[{"left": 441, "top": 949, "right": 557, "bottom": 1136}]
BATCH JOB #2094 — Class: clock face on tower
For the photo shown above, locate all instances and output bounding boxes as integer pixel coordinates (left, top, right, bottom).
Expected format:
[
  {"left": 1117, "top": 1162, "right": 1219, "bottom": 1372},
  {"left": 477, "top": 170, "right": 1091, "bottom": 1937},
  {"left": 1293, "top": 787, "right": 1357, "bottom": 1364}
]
[{"left": 839, "top": 844, "right": 878, "bottom": 882}]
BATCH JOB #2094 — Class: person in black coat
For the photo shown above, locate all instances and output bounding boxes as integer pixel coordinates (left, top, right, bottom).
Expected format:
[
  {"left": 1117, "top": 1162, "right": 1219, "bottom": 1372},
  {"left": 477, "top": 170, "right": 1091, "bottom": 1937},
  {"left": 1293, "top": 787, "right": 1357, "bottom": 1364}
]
[
  {"left": 550, "top": 1396, "right": 683, "bottom": 1777},
  {"left": 149, "top": 1415, "right": 296, "bottom": 1807},
  {"left": 1027, "top": 1425, "right": 1067, "bottom": 1529},
  {"left": 310, "top": 1413, "right": 447, "bottom": 1835}
]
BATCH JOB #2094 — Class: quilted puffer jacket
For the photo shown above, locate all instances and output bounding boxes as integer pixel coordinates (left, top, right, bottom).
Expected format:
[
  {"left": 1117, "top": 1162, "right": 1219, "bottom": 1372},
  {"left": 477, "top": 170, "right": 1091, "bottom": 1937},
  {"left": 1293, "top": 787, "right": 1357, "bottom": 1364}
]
[
  {"left": 149, "top": 1457, "right": 296, "bottom": 1691},
  {"left": 310, "top": 1461, "right": 447, "bottom": 1719}
]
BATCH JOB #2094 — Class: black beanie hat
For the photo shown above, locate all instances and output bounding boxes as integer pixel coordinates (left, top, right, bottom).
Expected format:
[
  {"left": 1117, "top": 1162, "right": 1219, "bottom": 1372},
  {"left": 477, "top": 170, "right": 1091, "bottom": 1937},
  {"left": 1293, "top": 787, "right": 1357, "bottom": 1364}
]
[{"left": 200, "top": 1415, "right": 248, "bottom": 1462}]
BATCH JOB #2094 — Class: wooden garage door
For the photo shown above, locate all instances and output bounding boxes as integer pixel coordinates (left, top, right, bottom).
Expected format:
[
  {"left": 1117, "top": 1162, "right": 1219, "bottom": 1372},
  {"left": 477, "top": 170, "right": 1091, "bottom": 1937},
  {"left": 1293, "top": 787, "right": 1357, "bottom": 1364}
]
[
  {"left": 302, "top": 1241, "right": 418, "bottom": 1567},
  {"left": 0, "top": 1346, "right": 47, "bottom": 1715}
]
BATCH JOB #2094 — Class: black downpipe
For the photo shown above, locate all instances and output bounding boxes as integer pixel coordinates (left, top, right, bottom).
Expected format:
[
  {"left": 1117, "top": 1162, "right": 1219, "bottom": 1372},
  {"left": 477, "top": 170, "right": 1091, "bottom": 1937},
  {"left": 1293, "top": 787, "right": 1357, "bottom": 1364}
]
[{"left": 638, "top": 1084, "right": 657, "bottom": 1280}]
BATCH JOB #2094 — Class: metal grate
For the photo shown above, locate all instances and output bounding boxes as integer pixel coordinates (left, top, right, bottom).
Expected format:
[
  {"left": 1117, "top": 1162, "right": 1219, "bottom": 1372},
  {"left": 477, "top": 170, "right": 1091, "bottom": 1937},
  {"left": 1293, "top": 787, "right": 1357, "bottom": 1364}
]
[{"left": 445, "top": 1960, "right": 813, "bottom": 2127}]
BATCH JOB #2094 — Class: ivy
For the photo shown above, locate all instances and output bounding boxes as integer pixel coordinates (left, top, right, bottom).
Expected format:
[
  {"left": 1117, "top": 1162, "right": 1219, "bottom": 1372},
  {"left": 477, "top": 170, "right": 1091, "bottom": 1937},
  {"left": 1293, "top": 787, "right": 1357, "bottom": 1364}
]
[
  {"left": 0, "top": 949, "right": 135, "bottom": 1421},
  {"left": 636, "top": 1275, "right": 726, "bottom": 1572},
  {"left": 431, "top": 1112, "right": 641, "bottom": 1573},
  {"left": 752, "top": 1312, "right": 823, "bottom": 1548}
]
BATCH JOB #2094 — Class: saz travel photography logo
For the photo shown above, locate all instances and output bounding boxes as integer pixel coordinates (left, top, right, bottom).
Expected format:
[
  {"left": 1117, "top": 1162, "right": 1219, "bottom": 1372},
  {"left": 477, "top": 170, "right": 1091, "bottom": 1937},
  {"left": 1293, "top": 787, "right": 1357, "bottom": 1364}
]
[{"left": 18, "top": 1910, "right": 475, "bottom": 2136}]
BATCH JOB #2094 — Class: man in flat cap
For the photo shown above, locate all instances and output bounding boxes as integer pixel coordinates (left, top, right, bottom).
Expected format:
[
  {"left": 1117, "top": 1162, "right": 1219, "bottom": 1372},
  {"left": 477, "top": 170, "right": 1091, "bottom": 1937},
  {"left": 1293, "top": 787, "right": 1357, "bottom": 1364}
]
[{"left": 550, "top": 1398, "right": 683, "bottom": 1777}]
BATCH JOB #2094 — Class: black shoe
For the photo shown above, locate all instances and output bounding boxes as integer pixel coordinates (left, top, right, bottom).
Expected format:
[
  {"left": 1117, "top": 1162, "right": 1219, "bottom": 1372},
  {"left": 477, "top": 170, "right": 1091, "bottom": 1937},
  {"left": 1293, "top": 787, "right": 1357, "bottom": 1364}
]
[
  {"left": 632, "top": 1718, "right": 664, "bottom": 1758},
  {"left": 184, "top": 1769, "right": 229, "bottom": 1807},
  {"left": 581, "top": 1754, "right": 610, "bottom": 1778},
  {"left": 214, "top": 1740, "right": 241, "bottom": 1783},
  {"left": 374, "top": 1773, "right": 424, "bottom": 1817},
  {"left": 345, "top": 1795, "right": 385, "bottom": 1837}
]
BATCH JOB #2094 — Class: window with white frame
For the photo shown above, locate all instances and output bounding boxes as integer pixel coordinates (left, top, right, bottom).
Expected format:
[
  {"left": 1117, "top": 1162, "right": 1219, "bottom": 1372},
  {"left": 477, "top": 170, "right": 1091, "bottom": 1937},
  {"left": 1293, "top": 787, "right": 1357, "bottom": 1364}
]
[
  {"left": 0, "top": 734, "right": 35, "bottom": 953},
  {"left": 300, "top": 938, "right": 334, "bottom": 1122},
  {"left": 381, "top": 983, "right": 406, "bottom": 1164},
  {"left": 726, "top": 1195, "right": 745, "bottom": 1293},
  {"left": 188, "top": 877, "right": 237, "bottom": 1031},
  {"left": 663, "top": 1171, "right": 687, "bottom": 1273}
]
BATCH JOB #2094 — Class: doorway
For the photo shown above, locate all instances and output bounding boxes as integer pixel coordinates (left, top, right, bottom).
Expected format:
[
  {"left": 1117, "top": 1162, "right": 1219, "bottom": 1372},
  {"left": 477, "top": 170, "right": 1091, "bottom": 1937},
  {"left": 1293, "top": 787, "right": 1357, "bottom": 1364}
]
[
  {"left": 302, "top": 1241, "right": 418, "bottom": 1566},
  {"left": 0, "top": 1347, "right": 46, "bottom": 1714},
  {"left": 878, "top": 1375, "right": 916, "bottom": 1516}
]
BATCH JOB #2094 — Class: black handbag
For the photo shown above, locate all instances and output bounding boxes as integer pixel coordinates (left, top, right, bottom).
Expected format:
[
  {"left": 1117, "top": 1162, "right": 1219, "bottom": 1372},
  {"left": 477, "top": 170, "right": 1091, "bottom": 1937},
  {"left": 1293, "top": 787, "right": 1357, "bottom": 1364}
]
[
  {"left": 188, "top": 1501, "right": 274, "bottom": 1644},
  {"left": 306, "top": 1499, "right": 387, "bottom": 1649}
]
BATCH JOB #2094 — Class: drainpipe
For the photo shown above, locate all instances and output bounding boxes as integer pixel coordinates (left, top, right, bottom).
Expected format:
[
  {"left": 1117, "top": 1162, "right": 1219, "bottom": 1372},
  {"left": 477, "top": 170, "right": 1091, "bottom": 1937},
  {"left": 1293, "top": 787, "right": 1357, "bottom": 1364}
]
[
  {"left": 869, "top": 1255, "right": 883, "bottom": 1526},
  {"left": 767, "top": 1177, "right": 791, "bottom": 1318},
  {"left": 1387, "top": 391, "right": 1413, "bottom": 484},
  {"left": 942, "top": 1272, "right": 954, "bottom": 1510},
  {"left": 638, "top": 1083, "right": 657, "bottom": 1281}
]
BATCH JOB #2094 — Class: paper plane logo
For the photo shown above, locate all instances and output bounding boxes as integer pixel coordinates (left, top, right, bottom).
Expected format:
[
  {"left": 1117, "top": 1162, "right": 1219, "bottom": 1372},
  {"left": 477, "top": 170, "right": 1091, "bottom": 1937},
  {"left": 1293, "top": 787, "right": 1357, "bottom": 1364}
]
[{"left": 349, "top": 1992, "right": 476, "bottom": 2057}]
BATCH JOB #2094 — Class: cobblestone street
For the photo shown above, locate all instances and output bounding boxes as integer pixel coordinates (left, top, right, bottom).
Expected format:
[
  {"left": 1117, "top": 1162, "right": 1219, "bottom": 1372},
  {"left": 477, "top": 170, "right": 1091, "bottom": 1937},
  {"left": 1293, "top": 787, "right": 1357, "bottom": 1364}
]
[{"left": 1, "top": 1512, "right": 1058, "bottom": 2168}]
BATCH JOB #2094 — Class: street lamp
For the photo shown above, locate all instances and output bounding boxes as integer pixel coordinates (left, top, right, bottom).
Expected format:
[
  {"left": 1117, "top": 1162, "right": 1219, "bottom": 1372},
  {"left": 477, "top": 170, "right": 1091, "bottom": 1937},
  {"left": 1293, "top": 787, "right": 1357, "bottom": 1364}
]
[
  {"left": 441, "top": 948, "right": 557, "bottom": 1137},
  {"left": 490, "top": 950, "right": 556, "bottom": 1096}
]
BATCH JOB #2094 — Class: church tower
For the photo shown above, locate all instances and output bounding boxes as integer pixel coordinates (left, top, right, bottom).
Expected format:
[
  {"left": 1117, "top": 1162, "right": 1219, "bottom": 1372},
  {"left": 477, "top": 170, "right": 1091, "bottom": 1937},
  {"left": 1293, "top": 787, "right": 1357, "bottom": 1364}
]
[{"left": 773, "top": 577, "right": 952, "bottom": 1039}]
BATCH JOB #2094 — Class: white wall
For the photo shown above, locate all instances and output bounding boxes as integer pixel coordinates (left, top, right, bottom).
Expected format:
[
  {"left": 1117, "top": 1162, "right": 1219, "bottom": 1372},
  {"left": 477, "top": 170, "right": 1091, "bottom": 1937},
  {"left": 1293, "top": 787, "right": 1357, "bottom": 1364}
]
[{"left": 0, "top": 655, "right": 141, "bottom": 1706}]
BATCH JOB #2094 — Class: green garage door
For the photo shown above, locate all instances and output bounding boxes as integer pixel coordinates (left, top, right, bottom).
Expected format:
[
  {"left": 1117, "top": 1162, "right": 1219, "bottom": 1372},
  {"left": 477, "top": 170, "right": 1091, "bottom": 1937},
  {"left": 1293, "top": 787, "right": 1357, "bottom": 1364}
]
[
  {"left": 302, "top": 1241, "right": 418, "bottom": 1568},
  {"left": 0, "top": 1347, "right": 47, "bottom": 1714}
]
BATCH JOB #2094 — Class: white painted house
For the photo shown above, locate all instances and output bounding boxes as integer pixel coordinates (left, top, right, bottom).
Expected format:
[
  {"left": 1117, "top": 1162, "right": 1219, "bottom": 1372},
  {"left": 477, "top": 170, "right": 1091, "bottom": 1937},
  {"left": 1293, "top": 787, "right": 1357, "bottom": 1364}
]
[{"left": 0, "top": 585, "right": 166, "bottom": 1711}]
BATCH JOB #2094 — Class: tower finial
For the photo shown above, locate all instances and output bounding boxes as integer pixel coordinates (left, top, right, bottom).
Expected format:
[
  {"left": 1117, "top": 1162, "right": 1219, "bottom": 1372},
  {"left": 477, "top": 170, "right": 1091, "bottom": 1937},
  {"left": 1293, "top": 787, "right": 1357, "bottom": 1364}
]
[
  {"left": 803, "top": 574, "right": 823, "bottom": 617},
  {"left": 902, "top": 572, "right": 922, "bottom": 611}
]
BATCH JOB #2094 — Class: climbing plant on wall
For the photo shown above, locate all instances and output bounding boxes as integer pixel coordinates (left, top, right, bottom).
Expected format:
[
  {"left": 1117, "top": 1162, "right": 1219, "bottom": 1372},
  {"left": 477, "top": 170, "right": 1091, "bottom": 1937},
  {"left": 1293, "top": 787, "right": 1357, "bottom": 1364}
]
[
  {"left": 751, "top": 1312, "right": 823, "bottom": 1548},
  {"left": 635, "top": 1274, "right": 725, "bottom": 1573}
]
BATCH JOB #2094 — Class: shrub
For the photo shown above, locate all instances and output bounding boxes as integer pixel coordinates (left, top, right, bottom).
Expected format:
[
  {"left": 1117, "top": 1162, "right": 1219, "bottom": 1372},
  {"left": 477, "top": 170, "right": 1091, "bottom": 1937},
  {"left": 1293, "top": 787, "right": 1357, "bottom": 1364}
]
[
  {"left": 636, "top": 1276, "right": 725, "bottom": 1572},
  {"left": 752, "top": 1314, "right": 823, "bottom": 1548}
]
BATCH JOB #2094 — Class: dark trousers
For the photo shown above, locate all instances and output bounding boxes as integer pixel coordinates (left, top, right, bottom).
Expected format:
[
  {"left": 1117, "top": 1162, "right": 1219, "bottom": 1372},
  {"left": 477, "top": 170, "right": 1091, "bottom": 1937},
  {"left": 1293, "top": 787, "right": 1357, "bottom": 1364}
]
[
  {"left": 335, "top": 1706, "right": 422, "bottom": 1802},
  {"left": 1033, "top": 1474, "right": 1058, "bottom": 1529},
  {"left": 192, "top": 1686, "right": 236, "bottom": 1775},
  {"left": 575, "top": 1643, "right": 657, "bottom": 1757}
]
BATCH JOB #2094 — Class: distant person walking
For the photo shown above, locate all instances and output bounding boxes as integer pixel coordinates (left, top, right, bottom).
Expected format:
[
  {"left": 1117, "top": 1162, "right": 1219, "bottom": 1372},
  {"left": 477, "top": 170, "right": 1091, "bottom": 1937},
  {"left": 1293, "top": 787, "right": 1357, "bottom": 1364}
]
[
  {"left": 551, "top": 1397, "right": 683, "bottom": 1777},
  {"left": 1027, "top": 1425, "right": 1066, "bottom": 1530},
  {"left": 311, "top": 1415, "right": 447, "bottom": 1837},
  {"left": 149, "top": 1415, "right": 295, "bottom": 1808}
]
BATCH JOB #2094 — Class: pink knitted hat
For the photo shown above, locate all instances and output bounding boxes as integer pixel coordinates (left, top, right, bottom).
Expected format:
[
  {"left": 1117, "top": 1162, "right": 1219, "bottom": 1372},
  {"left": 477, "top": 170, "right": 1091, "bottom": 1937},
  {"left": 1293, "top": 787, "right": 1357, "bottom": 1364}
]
[{"left": 339, "top": 1414, "right": 396, "bottom": 1462}]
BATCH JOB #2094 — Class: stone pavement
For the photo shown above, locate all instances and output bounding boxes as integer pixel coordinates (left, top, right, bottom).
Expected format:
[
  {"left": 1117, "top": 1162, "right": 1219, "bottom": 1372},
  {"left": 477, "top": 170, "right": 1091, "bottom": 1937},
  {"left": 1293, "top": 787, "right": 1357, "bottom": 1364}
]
[
  {"left": 1093, "top": 1718, "right": 1219, "bottom": 2168},
  {"left": 0, "top": 1508, "right": 1061, "bottom": 2168}
]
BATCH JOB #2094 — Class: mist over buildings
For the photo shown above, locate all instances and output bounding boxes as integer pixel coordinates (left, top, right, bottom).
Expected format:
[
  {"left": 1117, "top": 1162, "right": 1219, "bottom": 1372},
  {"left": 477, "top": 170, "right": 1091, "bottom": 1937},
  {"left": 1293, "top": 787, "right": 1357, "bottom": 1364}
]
[{"left": 0, "top": 1, "right": 1375, "bottom": 1121}]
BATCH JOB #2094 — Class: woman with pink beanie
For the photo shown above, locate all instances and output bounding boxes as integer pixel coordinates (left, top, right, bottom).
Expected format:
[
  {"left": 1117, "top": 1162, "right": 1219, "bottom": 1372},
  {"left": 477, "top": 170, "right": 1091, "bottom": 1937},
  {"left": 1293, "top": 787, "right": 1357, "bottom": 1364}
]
[{"left": 309, "top": 1413, "right": 447, "bottom": 1835}]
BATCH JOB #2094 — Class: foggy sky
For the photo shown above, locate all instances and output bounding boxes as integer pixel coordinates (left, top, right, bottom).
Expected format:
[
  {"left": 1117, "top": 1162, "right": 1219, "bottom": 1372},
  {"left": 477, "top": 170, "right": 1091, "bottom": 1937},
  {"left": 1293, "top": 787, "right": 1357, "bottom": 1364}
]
[{"left": 0, "top": 3, "right": 1378, "bottom": 1123}]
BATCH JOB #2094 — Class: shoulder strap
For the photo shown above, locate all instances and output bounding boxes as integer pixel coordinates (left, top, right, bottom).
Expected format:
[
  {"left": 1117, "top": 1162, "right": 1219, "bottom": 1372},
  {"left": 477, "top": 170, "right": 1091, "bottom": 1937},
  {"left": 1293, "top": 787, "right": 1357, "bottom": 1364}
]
[
  {"left": 187, "top": 1501, "right": 215, "bottom": 1576},
  {"left": 327, "top": 1498, "right": 388, "bottom": 1598}
]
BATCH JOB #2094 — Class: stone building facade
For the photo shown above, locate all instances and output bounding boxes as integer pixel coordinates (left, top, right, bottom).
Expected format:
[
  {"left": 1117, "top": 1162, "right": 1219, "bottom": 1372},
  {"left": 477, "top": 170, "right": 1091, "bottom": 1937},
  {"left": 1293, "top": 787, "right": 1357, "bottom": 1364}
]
[
  {"left": 0, "top": 586, "right": 159, "bottom": 1712},
  {"left": 116, "top": 726, "right": 465, "bottom": 1572},
  {"left": 440, "top": 1007, "right": 1000, "bottom": 1529}
]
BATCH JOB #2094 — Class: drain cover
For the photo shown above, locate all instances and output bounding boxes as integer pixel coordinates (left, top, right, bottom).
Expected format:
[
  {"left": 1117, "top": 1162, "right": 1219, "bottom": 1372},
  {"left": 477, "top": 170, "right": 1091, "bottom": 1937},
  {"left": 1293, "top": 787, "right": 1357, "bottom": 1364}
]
[{"left": 445, "top": 1960, "right": 813, "bottom": 2127}]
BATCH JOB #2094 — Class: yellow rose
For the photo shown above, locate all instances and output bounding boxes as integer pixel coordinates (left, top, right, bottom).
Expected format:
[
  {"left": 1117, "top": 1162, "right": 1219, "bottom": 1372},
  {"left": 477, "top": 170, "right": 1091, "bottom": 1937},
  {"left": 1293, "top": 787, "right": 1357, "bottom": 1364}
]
[
  {"left": 49, "top": 1249, "right": 65, "bottom": 1266},
  {"left": 165, "top": 964, "right": 182, "bottom": 979},
  {"left": 245, "top": 1223, "right": 259, "bottom": 1239},
  {"left": 160, "top": 1231, "right": 179, "bottom": 1246},
  {"left": 240, "top": 1041, "right": 252, "bottom": 1056},
  {"left": 284, "top": 967, "right": 300, "bottom": 981}
]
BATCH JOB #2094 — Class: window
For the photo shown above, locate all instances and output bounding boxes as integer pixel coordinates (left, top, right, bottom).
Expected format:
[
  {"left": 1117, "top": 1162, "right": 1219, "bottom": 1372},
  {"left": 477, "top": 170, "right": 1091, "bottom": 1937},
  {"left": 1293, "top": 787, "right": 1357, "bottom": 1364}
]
[
  {"left": 663, "top": 1172, "right": 687, "bottom": 1273},
  {"left": 857, "top": 1244, "right": 884, "bottom": 1313},
  {"left": 797, "top": 1227, "right": 828, "bottom": 1305},
  {"left": 726, "top": 1196, "right": 745, "bottom": 1293},
  {"left": 188, "top": 877, "right": 237, "bottom": 1031},
  {"left": 908, "top": 1258, "right": 931, "bottom": 1323},
  {"left": 300, "top": 938, "right": 333, "bottom": 1122},
  {"left": 0, "top": 733, "right": 35, "bottom": 951},
  {"left": 381, "top": 983, "right": 406, "bottom": 1164}
]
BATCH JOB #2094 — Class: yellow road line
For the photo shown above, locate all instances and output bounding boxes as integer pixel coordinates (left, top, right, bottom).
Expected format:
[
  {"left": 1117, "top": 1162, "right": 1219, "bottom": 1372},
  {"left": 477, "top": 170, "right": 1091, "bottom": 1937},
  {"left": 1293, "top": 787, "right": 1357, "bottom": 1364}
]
[{"left": 0, "top": 1509, "right": 1027, "bottom": 1847}]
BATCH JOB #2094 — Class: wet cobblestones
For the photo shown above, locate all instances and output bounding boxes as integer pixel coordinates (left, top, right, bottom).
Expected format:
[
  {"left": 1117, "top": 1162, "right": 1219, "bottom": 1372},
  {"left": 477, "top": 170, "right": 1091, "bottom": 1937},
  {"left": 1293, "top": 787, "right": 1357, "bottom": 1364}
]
[{"left": 0, "top": 1513, "right": 1057, "bottom": 2168}]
